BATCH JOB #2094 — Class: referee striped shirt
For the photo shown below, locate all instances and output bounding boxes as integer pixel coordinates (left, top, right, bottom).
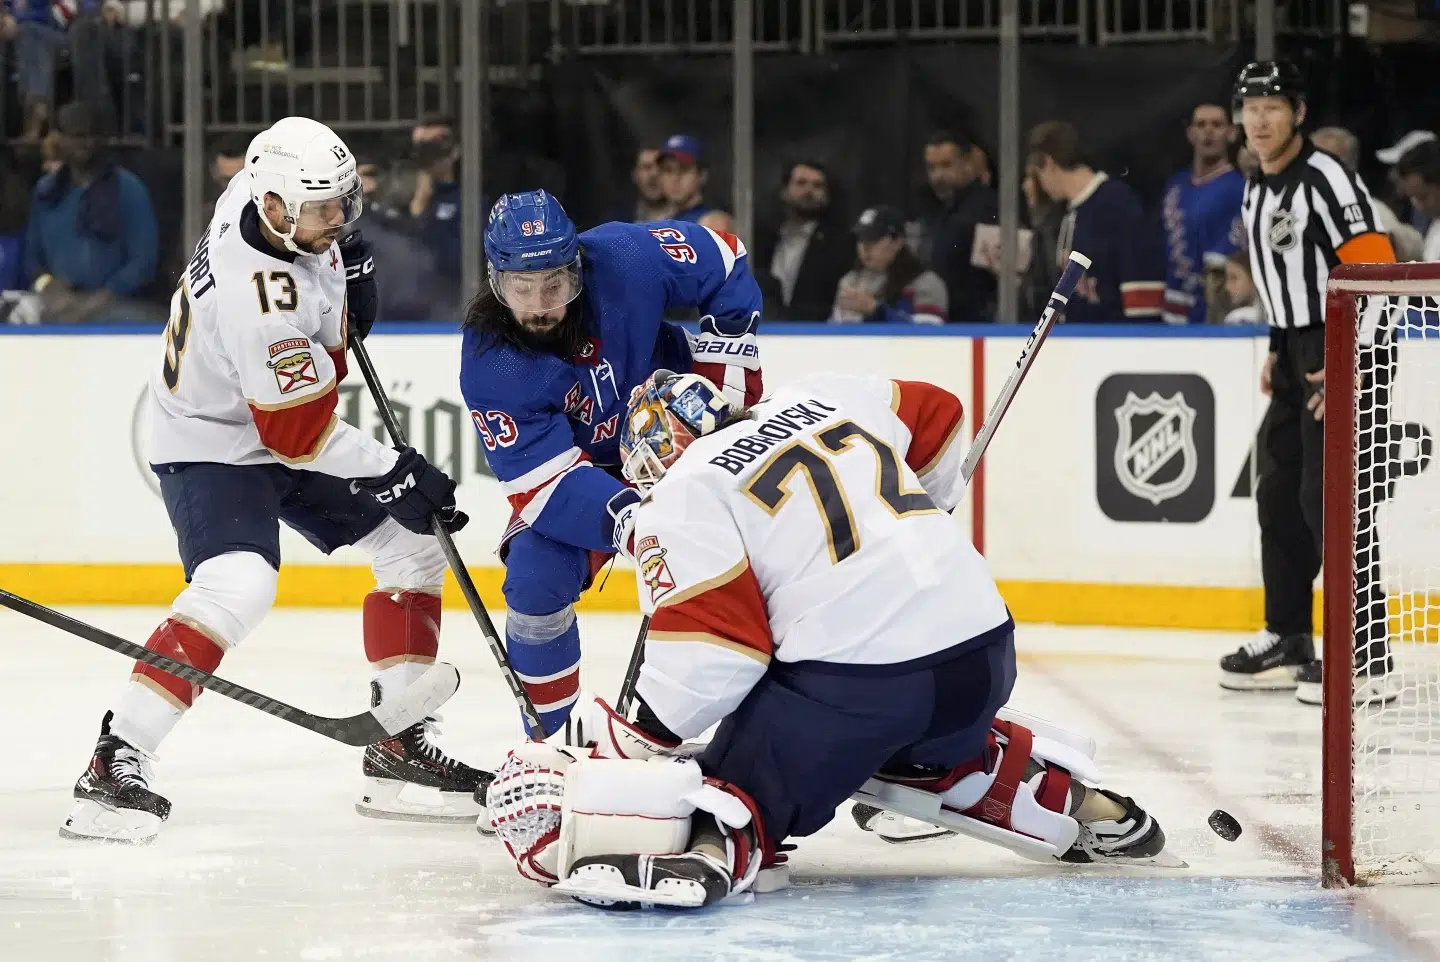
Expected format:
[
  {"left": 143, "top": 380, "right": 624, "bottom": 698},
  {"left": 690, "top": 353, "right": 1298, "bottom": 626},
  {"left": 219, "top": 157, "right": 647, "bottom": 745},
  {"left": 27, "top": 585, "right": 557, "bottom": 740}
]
[{"left": 1242, "top": 140, "right": 1389, "bottom": 330}]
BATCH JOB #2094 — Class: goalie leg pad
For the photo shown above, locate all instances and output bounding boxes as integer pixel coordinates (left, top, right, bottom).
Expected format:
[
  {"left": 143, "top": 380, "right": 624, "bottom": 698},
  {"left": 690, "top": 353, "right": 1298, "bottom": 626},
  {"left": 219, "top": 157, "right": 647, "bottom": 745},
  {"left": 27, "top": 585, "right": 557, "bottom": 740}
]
[{"left": 548, "top": 758, "right": 765, "bottom": 909}]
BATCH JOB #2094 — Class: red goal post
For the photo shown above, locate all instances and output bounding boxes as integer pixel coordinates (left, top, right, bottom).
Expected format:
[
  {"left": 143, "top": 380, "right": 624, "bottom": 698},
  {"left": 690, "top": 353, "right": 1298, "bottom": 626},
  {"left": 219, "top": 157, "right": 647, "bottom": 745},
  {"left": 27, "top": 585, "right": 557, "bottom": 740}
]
[{"left": 1322, "top": 262, "right": 1440, "bottom": 888}]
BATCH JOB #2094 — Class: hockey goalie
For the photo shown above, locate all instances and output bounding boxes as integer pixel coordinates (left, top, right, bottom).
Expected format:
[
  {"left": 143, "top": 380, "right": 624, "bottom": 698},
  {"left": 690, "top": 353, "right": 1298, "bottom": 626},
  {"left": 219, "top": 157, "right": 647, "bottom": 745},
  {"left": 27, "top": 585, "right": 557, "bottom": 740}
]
[{"left": 486, "top": 370, "right": 1173, "bottom": 910}]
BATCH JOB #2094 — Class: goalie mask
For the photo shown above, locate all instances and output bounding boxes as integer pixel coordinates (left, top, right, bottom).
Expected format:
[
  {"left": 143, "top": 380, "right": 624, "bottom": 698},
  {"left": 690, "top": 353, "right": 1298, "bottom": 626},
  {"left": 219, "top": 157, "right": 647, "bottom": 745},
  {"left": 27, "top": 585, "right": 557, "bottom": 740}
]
[{"left": 620, "top": 370, "right": 732, "bottom": 491}]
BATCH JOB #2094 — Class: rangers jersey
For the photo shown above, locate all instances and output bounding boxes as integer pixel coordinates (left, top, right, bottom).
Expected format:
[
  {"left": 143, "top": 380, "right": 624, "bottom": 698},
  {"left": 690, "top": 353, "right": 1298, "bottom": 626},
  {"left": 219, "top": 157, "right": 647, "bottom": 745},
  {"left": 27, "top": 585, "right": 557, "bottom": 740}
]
[
  {"left": 460, "top": 220, "right": 762, "bottom": 555},
  {"left": 1055, "top": 173, "right": 1165, "bottom": 323},
  {"left": 145, "top": 174, "right": 396, "bottom": 479},
  {"left": 631, "top": 372, "right": 1013, "bottom": 739}
]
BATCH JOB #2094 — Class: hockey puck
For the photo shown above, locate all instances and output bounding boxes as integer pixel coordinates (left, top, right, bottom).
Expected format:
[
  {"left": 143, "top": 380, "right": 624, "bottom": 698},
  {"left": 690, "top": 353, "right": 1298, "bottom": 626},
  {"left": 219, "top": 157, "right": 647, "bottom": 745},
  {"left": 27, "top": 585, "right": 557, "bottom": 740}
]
[{"left": 1208, "top": 809, "right": 1242, "bottom": 841}]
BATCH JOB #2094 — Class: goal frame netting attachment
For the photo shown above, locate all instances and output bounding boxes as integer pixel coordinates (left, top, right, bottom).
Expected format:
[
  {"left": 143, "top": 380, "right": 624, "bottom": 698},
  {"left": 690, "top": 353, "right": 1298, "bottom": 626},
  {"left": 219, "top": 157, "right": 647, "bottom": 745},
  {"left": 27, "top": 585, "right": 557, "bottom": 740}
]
[{"left": 1323, "top": 262, "right": 1440, "bottom": 888}]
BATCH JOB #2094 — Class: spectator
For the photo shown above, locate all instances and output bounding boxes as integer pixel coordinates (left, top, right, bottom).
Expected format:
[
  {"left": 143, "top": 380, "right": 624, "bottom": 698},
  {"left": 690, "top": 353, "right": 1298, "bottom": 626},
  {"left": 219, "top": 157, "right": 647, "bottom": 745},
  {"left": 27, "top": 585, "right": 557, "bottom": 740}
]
[
  {"left": 1376, "top": 130, "right": 1436, "bottom": 236},
  {"left": 0, "top": 151, "right": 29, "bottom": 292},
  {"left": 1019, "top": 167, "right": 1062, "bottom": 319},
  {"left": 1028, "top": 120, "right": 1164, "bottom": 322},
  {"left": 1394, "top": 141, "right": 1440, "bottom": 261},
  {"left": 407, "top": 113, "right": 462, "bottom": 284},
  {"left": 23, "top": 101, "right": 158, "bottom": 321},
  {"left": 1312, "top": 126, "right": 1425, "bottom": 262},
  {"left": 657, "top": 134, "right": 734, "bottom": 234},
  {"left": 625, "top": 147, "right": 669, "bottom": 223},
  {"left": 831, "top": 205, "right": 947, "bottom": 325},
  {"left": 8, "top": 1, "right": 125, "bottom": 140},
  {"left": 1221, "top": 249, "right": 1263, "bottom": 325},
  {"left": 913, "top": 129, "right": 998, "bottom": 321},
  {"left": 355, "top": 153, "right": 456, "bottom": 322},
  {"left": 1161, "top": 103, "right": 1245, "bottom": 324},
  {"left": 752, "top": 160, "right": 852, "bottom": 321},
  {"left": 205, "top": 132, "right": 249, "bottom": 208}
]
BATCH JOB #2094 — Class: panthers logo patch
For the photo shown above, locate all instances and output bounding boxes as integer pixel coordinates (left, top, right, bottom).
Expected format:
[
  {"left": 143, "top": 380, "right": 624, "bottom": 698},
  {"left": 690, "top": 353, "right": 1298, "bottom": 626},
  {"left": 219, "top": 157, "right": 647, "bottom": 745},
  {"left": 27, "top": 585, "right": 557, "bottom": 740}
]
[{"left": 267, "top": 351, "right": 319, "bottom": 394}]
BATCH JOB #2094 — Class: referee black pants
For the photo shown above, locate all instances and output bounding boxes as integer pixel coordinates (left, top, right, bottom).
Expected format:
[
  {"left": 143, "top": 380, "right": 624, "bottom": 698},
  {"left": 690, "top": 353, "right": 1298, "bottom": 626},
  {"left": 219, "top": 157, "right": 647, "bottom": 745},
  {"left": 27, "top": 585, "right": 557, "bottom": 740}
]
[
  {"left": 1257, "top": 325, "right": 1389, "bottom": 661},
  {"left": 1257, "top": 326, "right": 1325, "bottom": 638}
]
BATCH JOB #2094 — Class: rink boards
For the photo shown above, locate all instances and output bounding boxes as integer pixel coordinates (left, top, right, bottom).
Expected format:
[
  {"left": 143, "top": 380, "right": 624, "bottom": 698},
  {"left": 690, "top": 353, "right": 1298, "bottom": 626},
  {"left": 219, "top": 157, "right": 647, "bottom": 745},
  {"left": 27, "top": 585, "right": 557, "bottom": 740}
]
[{"left": 5, "top": 321, "right": 1440, "bottom": 633}]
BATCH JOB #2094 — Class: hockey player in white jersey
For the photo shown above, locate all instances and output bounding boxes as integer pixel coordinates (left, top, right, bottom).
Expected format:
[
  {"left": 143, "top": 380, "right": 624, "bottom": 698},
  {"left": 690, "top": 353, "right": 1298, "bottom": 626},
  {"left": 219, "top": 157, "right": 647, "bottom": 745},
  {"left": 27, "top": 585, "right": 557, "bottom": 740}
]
[
  {"left": 485, "top": 369, "right": 1171, "bottom": 908},
  {"left": 61, "top": 116, "right": 488, "bottom": 844}
]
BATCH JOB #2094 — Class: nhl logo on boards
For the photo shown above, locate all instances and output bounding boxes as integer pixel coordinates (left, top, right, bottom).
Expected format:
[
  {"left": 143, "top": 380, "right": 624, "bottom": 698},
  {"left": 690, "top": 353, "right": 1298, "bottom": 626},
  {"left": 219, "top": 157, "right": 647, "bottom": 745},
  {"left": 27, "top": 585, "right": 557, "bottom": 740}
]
[
  {"left": 1113, "top": 392, "right": 1197, "bottom": 506},
  {"left": 1095, "top": 373, "right": 1215, "bottom": 523},
  {"left": 1265, "top": 209, "right": 1299, "bottom": 252}
]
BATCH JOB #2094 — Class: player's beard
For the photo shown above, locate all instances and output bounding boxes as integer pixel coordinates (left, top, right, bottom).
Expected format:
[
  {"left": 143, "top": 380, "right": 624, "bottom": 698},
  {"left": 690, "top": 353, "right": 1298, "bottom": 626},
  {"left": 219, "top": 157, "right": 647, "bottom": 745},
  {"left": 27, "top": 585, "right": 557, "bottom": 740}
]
[{"left": 462, "top": 283, "right": 586, "bottom": 359}]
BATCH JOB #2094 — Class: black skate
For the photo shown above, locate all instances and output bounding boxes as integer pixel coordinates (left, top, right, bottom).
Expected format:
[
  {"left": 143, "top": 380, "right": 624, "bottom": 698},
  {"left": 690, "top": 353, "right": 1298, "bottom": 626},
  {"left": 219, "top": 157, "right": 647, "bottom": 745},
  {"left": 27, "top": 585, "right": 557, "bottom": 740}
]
[
  {"left": 60, "top": 711, "right": 171, "bottom": 844},
  {"left": 356, "top": 682, "right": 492, "bottom": 823},
  {"left": 1219, "top": 631, "right": 1314, "bottom": 690},
  {"left": 559, "top": 852, "right": 733, "bottom": 910},
  {"left": 1060, "top": 790, "right": 1170, "bottom": 864},
  {"left": 1295, "top": 654, "right": 1400, "bottom": 707}
]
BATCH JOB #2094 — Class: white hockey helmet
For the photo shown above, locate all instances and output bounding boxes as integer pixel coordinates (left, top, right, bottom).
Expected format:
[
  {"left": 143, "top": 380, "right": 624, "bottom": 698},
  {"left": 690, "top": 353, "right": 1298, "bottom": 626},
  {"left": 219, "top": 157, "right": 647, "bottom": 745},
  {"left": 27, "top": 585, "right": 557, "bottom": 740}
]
[{"left": 245, "top": 116, "right": 363, "bottom": 254}]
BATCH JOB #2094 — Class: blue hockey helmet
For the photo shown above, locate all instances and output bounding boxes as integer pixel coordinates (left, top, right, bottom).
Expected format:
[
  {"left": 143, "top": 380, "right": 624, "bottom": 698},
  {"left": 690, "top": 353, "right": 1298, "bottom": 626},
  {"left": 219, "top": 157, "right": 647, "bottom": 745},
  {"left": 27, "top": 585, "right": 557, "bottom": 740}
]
[{"left": 484, "top": 190, "right": 582, "bottom": 314}]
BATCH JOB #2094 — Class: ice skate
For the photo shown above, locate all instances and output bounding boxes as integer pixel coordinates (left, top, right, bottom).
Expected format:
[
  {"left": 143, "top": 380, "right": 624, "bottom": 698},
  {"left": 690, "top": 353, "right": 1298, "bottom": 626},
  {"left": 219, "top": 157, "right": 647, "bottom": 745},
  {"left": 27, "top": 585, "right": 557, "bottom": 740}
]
[
  {"left": 1295, "top": 658, "right": 1400, "bottom": 707},
  {"left": 559, "top": 851, "right": 733, "bottom": 910},
  {"left": 1219, "top": 631, "right": 1314, "bottom": 690},
  {"left": 1060, "top": 789, "right": 1174, "bottom": 865},
  {"left": 356, "top": 682, "right": 492, "bottom": 822},
  {"left": 59, "top": 711, "right": 171, "bottom": 844}
]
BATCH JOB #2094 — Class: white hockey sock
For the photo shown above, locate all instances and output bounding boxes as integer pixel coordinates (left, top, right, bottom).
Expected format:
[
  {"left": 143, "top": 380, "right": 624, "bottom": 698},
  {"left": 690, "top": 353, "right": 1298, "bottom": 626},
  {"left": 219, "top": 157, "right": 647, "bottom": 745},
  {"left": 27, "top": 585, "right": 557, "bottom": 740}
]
[
  {"left": 110, "top": 681, "right": 184, "bottom": 755},
  {"left": 373, "top": 660, "right": 432, "bottom": 703}
]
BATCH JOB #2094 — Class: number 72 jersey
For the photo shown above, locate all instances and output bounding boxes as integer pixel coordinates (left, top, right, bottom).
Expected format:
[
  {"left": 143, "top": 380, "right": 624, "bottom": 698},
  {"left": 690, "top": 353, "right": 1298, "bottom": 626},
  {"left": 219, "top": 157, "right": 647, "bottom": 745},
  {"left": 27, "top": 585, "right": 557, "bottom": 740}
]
[{"left": 630, "top": 372, "right": 1013, "bottom": 740}]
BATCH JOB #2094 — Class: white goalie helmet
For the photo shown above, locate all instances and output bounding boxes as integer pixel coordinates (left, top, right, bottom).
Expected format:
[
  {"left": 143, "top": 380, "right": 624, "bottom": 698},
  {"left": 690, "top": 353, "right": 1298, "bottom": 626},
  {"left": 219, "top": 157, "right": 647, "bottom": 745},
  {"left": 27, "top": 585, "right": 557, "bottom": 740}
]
[{"left": 245, "top": 116, "right": 363, "bottom": 254}]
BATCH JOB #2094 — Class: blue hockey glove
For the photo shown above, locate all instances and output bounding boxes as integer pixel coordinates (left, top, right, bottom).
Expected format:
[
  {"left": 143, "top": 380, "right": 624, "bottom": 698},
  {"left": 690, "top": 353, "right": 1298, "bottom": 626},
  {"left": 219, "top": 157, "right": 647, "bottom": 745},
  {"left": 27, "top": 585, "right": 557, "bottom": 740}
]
[
  {"left": 339, "top": 231, "right": 379, "bottom": 340},
  {"left": 353, "top": 447, "right": 468, "bottom": 535}
]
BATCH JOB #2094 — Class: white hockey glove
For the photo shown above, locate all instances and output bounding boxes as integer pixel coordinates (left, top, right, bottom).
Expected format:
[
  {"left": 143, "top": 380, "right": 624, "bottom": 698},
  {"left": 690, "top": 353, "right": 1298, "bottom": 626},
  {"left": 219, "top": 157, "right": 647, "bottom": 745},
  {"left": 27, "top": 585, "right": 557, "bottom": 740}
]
[
  {"left": 580, "top": 693, "right": 683, "bottom": 761},
  {"left": 689, "top": 312, "right": 762, "bottom": 408}
]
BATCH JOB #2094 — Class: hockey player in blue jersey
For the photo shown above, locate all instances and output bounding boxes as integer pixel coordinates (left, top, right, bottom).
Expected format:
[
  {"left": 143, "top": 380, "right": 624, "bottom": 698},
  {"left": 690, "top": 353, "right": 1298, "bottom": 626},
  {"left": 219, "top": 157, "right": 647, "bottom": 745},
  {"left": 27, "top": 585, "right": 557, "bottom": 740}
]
[{"left": 459, "top": 190, "right": 764, "bottom": 738}]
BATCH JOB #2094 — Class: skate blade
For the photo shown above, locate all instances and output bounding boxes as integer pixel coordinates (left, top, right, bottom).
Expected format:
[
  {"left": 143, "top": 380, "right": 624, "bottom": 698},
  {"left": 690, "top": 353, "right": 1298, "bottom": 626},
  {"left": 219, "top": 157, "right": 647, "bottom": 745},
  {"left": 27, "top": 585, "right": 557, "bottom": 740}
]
[
  {"left": 1219, "top": 668, "right": 1299, "bottom": 691},
  {"left": 554, "top": 868, "right": 708, "bottom": 909},
  {"left": 59, "top": 799, "right": 161, "bottom": 845},
  {"left": 355, "top": 776, "right": 481, "bottom": 823},
  {"left": 872, "top": 812, "right": 958, "bottom": 845},
  {"left": 1066, "top": 850, "right": 1189, "bottom": 869}
]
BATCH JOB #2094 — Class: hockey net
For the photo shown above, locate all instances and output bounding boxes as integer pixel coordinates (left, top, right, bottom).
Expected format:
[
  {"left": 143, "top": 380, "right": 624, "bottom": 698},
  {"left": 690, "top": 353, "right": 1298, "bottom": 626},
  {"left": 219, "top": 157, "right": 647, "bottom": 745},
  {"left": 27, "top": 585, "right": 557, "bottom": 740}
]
[{"left": 1323, "top": 263, "right": 1440, "bottom": 887}]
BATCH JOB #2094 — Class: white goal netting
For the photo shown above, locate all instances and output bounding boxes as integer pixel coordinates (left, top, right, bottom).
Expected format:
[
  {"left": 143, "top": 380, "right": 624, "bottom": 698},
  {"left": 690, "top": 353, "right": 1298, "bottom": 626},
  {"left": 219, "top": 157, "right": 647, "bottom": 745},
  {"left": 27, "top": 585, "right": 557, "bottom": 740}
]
[{"left": 1349, "top": 293, "right": 1440, "bottom": 885}]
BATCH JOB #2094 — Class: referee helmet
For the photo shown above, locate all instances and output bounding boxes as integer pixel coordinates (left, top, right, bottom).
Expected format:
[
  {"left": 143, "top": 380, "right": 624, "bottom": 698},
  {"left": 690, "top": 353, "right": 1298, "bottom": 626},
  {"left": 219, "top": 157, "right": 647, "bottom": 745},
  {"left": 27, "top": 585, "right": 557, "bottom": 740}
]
[{"left": 1231, "top": 60, "right": 1306, "bottom": 123}]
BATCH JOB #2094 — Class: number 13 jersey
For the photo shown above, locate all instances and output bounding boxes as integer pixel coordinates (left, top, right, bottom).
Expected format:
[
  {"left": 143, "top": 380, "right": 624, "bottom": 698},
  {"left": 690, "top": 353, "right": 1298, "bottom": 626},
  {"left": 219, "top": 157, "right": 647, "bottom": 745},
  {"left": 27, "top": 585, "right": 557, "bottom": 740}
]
[
  {"left": 631, "top": 371, "right": 1012, "bottom": 739},
  {"left": 145, "top": 172, "right": 395, "bottom": 480}
]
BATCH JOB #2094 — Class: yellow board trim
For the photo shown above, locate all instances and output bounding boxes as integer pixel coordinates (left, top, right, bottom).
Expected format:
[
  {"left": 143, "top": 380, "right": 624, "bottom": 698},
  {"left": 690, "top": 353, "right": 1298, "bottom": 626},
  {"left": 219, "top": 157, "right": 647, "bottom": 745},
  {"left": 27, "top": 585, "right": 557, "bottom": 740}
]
[
  {"left": 0, "top": 563, "right": 639, "bottom": 613},
  {"left": 8, "top": 565, "right": 1433, "bottom": 639}
]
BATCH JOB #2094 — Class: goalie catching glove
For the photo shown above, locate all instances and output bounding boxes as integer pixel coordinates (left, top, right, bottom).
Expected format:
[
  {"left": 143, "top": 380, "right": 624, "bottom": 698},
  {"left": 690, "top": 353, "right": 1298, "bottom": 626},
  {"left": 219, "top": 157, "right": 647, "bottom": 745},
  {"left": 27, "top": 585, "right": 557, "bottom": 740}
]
[{"left": 485, "top": 742, "right": 766, "bottom": 909}]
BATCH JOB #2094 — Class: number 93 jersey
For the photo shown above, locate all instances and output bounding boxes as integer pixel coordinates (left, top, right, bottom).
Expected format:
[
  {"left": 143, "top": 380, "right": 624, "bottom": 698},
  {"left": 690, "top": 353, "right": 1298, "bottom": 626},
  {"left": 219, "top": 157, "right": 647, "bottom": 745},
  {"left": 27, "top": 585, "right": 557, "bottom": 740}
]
[
  {"left": 144, "top": 173, "right": 388, "bottom": 478},
  {"left": 630, "top": 372, "right": 1012, "bottom": 740}
]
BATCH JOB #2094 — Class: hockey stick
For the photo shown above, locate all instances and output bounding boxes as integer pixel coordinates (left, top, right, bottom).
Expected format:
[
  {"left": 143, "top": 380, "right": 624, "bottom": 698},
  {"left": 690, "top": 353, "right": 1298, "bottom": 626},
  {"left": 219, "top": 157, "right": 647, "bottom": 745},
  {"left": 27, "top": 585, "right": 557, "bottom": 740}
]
[
  {"left": 348, "top": 337, "right": 546, "bottom": 738},
  {"left": 613, "top": 251, "right": 1093, "bottom": 719},
  {"left": 0, "top": 589, "right": 459, "bottom": 747}
]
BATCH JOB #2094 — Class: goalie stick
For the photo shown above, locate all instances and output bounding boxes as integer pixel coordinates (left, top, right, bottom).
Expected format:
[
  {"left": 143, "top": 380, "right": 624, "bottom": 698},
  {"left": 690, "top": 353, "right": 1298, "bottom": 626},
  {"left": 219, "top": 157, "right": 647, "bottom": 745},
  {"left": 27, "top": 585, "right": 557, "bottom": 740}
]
[
  {"left": 614, "top": 251, "right": 1093, "bottom": 719},
  {"left": 0, "top": 589, "right": 460, "bottom": 747},
  {"left": 348, "top": 337, "right": 546, "bottom": 738}
]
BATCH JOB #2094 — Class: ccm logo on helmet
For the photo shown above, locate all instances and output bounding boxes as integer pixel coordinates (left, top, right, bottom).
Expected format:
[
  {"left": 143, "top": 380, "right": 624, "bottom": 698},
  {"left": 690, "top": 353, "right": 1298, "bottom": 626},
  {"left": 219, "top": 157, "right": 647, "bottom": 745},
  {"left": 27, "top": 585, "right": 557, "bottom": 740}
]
[{"left": 373, "top": 473, "right": 416, "bottom": 504}]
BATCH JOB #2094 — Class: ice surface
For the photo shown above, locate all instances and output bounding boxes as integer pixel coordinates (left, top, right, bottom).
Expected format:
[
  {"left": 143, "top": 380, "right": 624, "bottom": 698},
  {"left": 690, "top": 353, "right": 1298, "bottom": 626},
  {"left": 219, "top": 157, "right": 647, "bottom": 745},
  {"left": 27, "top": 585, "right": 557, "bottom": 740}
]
[{"left": 2, "top": 607, "right": 1436, "bottom": 962}]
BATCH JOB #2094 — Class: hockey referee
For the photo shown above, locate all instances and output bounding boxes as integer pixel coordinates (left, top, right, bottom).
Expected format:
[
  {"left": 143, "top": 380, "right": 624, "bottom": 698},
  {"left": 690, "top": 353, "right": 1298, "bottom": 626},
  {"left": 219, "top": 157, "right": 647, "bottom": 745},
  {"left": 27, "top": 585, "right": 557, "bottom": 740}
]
[{"left": 1218, "top": 61, "right": 1397, "bottom": 703}]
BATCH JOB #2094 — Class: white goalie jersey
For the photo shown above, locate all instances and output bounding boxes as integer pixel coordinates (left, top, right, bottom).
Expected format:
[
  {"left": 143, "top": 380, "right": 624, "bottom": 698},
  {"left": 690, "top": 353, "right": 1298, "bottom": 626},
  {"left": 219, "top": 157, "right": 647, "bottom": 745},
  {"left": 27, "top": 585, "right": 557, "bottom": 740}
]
[
  {"left": 631, "top": 372, "right": 1011, "bottom": 740},
  {"left": 144, "top": 173, "right": 396, "bottom": 479}
]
